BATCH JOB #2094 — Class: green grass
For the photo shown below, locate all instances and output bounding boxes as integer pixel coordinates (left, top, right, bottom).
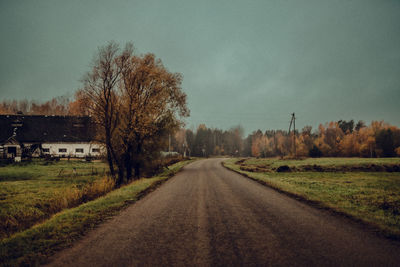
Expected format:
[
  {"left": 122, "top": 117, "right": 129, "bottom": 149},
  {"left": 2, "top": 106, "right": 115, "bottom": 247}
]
[
  {"left": 243, "top": 157, "right": 400, "bottom": 168},
  {"left": 0, "top": 159, "right": 110, "bottom": 239},
  {"left": 224, "top": 158, "right": 400, "bottom": 239},
  {"left": 0, "top": 159, "right": 194, "bottom": 266}
]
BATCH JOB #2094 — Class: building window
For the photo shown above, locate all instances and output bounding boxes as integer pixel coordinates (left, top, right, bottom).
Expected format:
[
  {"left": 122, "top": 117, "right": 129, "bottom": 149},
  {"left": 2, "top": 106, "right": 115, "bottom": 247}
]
[
  {"left": 59, "top": 148, "right": 67, "bottom": 153},
  {"left": 42, "top": 148, "right": 50, "bottom": 153},
  {"left": 75, "top": 148, "right": 84, "bottom": 153},
  {"left": 92, "top": 148, "right": 100, "bottom": 153}
]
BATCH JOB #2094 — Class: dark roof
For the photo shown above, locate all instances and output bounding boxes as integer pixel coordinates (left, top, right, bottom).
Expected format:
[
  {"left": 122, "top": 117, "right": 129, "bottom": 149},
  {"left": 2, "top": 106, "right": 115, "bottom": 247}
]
[{"left": 0, "top": 115, "right": 97, "bottom": 143}]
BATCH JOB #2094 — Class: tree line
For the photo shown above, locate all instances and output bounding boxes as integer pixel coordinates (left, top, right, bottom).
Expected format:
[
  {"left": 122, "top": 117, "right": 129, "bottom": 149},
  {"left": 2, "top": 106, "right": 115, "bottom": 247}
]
[
  {"left": 171, "top": 124, "right": 244, "bottom": 157},
  {"left": 0, "top": 96, "right": 71, "bottom": 115},
  {"left": 168, "top": 120, "right": 400, "bottom": 158},
  {"left": 2, "top": 99, "right": 400, "bottom": 159},
  {"left": 248, "top": 120, "right": 400, "bottom": 158}
]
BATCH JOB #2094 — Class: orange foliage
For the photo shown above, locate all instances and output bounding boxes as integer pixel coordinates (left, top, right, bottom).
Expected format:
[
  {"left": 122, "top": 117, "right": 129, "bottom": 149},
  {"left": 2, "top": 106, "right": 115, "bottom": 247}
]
[
  {"left": 68, "top": 90, "right": 89, "bottom": 116},
  {"left": 0, "top": 97, "right": 70, "bottom": 115},
  {"left": 248, "top": 120, "right": 399, "bottom": 158}
]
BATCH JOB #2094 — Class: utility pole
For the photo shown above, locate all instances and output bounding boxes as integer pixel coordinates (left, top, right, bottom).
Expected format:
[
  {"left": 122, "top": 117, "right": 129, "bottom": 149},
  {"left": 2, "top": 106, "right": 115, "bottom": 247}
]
[
  {"left": 168, "top": 134, "right": 171, "bottom": 152},
  {"left": 288, "top": 113, "right": 296, "bottom": 158},
  {"left": 214, "top": 133, "right": 216, "bottom": 148},
  {"left": 183, "top": 132, "right": 187, "bottom": 157},
  {"left": 293, "top": 113, "right": 296, "bottom": 157}
]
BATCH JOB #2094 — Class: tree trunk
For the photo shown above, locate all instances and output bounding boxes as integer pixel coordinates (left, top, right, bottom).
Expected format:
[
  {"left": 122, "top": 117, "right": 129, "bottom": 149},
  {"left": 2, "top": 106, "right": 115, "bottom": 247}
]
[
  {"left": 125, "top": 147, "right": 133, "bottom": 181},
  {"left": 106, "top": 145, "right": 115, "bottom": 177},
  {"left": 126, "top": 163, "right": 133, "bottom": 181},
  {"left": 134, "top": 143, "right": 142, "bottom": 179},
  {"left": 116, "top": 166, "right": 124, "bottom": 187},
  {"left": 134, "top": 161, "right": 141, "bottom": 179}
]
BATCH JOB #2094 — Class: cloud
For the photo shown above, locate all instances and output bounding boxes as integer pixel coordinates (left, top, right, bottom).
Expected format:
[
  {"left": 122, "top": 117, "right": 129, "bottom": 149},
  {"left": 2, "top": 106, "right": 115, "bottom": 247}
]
[{"left": 0, "top": 0, "right": 399, "bottom": 134}]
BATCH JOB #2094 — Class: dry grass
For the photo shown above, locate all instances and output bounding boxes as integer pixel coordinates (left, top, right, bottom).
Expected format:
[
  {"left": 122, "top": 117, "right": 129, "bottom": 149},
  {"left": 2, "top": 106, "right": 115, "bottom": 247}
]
[
  {"left": 51, "top": 177, "right": 115, "bottom": 212},
  {"left": 0, "top": 160, "right": 110, "bottom": 239}
]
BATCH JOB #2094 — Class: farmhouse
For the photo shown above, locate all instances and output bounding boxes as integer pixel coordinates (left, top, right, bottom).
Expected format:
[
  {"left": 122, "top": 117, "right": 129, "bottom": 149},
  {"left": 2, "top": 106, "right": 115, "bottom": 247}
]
[{"left": 0, "top": 115, "right": 103, "bottom": 161}]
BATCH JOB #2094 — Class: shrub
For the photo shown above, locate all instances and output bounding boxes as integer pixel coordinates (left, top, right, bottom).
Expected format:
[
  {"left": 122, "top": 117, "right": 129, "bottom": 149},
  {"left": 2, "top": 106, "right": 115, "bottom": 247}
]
[
  {"left": 276, "top": 165, "right": 291, "bottom": 172},
  {"left": 309, "top": 145, "right": 322, "bottom": 158}
]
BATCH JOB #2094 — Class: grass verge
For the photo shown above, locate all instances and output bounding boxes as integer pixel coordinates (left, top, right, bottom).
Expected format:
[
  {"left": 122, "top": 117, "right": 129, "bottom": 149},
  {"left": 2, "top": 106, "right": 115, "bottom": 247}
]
[
  {"left": 242, "top": 157, "right": 400, "bottom": 168},
  {"left": 0, "top": 159, "right": 194, "bottom": 267},
  {"left": 223, "top": 158, "right": 400, "bottom": 240},
  {"left": 0, "top": 159, "right": 110, "bottom": 239}
]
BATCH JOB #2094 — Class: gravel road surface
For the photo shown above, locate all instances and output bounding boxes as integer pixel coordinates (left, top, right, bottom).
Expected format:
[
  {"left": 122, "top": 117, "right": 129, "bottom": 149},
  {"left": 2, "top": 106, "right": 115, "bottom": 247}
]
[{"left": 46, "top": 158, "right": 400, "bottom": 266}]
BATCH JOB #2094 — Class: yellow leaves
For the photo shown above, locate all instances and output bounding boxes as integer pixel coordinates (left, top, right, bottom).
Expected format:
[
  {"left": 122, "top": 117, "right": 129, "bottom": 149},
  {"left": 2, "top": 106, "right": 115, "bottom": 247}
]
[
  {"left": 396, "top": 147, "right": 400, "bottom": 157},
  {"left": 340, "top": 133, "right": 360, "bottom": 157},
  {"left": 296, "top": 135, "right": 309, "bottom": 157}
]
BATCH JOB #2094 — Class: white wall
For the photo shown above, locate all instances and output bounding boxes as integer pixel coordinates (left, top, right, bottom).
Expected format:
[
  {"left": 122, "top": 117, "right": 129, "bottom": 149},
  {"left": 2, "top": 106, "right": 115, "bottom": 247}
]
[{"left": 41, "top": 142, "right": 105, "bottom": 158}]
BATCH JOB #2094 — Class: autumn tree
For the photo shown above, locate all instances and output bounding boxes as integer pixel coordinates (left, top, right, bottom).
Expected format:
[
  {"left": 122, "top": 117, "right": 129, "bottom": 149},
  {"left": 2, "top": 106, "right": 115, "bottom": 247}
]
[
  {"left": 296, "top": 127, "right": 312, "bottom": 157},
  {"left": 355, "top": 120, "right": 366, "bottom": 131},
  {"left": 80, "top": 42, "right": 188, "bottom": 185},
  {"left": 174, "top": 129, "right": 187, "bottom": 155},
  {"left": 314, "top": 122, "right": 344, "bottom": 156},
  {"left": 340, "top": 131, "right": 360, "bottom": 156},
  {"left": 118, "top": 51, "right": 189, "bottom": 179},
  {"left": 250, "top": 130, "right": 263, "bottom": 157},
  {"left": 68, "top": 90, "right": 90, "bottom": 116},
  {"left": 338, "top": 119, "right": 354, "bottom": 134},
  {"left": 376, "top": 128, "right": 396, "bottom": 157}
]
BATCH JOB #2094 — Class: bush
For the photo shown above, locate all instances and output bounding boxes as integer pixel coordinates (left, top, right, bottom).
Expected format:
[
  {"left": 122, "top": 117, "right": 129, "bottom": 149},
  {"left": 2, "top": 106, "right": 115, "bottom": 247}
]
[
  {"left": 309, "top": 145, "right": 322, "bottom": 158},
  {"left": 276, "top": 165, "right": 291, "bottom": 172},
  {"left": 376, "top": 129, "right": 395, "bottom": 157},
  {"left": 142, "top": 155, "right": 184, "bottom": 177}
]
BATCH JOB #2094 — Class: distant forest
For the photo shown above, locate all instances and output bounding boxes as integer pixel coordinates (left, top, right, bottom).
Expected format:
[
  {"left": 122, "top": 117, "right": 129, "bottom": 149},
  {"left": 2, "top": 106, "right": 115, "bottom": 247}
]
[
  {"left": 0, "top": 95, "right": 85, "bottom": 116},
  {"left": 1, "top": 98, "right": 400, "bottom": 158},
  {"left": 172, "top": 121, "right": 400, "bottom": 158}
]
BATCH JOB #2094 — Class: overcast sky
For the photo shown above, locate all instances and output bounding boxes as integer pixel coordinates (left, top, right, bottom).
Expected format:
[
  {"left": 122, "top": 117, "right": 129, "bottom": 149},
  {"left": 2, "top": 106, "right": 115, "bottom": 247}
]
[{"left": 1, "top": 0, "right": 399, "bottom": 134}]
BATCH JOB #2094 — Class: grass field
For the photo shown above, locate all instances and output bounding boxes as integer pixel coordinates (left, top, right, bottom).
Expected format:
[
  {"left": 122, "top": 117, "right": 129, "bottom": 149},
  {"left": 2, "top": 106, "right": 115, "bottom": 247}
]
[
  {"left": 0, "top": 159, "right": 111, "bottom": 240},
  {"left": 224, "top": 157, "right": 400, "bottom": 239},
  {"left": 0, "top": 159, "right": 194, "bottom": 266},
  {"left": 242, "top": 157, "right": 400, "bottom": 169}
]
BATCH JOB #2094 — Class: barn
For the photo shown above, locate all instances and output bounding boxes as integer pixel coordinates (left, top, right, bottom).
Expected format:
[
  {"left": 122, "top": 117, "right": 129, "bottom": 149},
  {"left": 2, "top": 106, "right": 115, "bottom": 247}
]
[{"left": 0, "top": 115, "right": 103, "bottom": 161}]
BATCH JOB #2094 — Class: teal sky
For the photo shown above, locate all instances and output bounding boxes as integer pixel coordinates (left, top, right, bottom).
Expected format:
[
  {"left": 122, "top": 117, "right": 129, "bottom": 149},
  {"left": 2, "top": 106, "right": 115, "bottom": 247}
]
[{"left": 1, "top": 0, "right": 399, "bottom": 134}]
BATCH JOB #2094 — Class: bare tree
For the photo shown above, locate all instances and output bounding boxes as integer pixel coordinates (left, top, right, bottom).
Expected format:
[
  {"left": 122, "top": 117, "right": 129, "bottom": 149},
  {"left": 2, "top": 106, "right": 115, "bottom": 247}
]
[{"left": 81, "top": 41, "right": 129, "bottom": 182}]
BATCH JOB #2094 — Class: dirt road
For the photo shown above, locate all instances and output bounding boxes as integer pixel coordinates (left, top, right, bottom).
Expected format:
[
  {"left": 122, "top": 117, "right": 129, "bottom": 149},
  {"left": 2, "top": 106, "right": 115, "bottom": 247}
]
[{"left": 47, "top": 158, "right": 400, "bottom": 266}]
